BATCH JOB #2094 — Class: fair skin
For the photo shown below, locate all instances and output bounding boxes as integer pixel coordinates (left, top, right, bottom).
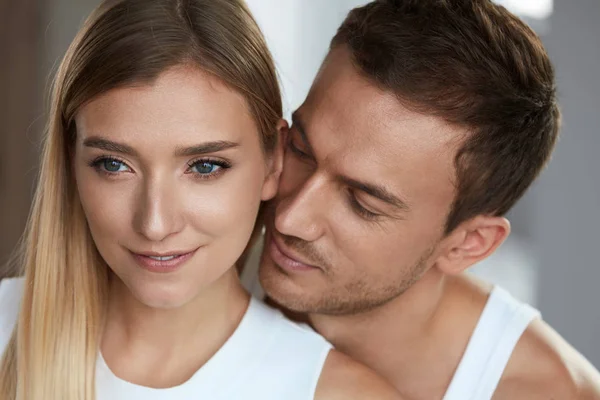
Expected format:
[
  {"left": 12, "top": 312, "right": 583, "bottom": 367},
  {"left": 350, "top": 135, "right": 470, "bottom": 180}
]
[
  {"left": 73, "top": 65, "right": 400, "bottom": 399},
  {"left": 260, "top": 49, "right": 600, "bottom": 400}
]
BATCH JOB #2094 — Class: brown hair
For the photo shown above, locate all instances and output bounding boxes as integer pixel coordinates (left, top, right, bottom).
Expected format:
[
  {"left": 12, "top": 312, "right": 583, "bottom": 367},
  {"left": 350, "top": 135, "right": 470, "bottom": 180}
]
[
  {"left": 332, "top": 0, "right": 560, "bottom": 233},
  {"left": 0, "top": 0, "right": 280, "bottom": 399}
]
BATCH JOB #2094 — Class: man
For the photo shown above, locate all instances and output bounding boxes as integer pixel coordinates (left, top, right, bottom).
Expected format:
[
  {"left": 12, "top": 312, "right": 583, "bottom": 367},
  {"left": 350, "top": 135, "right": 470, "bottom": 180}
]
[{"left": 256, "top": 0, "right": 600, "bottom": 399}]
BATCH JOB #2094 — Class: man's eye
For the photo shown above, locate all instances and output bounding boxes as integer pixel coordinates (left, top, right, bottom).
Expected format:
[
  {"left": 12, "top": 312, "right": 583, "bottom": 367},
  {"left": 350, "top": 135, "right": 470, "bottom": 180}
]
[
  {"left": 288, "top": 132, "right": 310, "bottom": 159},
  {"left": 348, "top": 191, "right": 380, "bottom": 221}
]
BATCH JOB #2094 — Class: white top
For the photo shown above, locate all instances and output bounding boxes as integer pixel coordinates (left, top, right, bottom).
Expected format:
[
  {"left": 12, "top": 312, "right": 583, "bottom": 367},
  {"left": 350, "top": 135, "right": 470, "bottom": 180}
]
[
  {"left": 0, "top": 277, "right": 332, "bottom": 400},
  {"left": 443, "top": 286, "right": 541, "bottom": 400}
]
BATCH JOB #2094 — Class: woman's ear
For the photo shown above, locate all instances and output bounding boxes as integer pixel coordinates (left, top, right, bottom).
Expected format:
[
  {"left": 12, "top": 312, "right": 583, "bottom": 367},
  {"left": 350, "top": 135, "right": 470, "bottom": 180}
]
[{"left": 261, "top": 118, "right": 288, "bottom": 201}]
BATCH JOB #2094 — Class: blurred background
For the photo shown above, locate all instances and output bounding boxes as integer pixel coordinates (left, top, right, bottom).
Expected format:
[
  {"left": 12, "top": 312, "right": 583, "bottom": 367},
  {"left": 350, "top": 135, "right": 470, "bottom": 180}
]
[{"left": 1, "top": 0, "right": 598, "bottom": 366}]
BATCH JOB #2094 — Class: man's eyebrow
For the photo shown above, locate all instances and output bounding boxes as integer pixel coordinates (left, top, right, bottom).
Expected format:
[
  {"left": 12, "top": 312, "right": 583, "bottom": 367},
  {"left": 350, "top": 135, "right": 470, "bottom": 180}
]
[
  {"left": 340, "top": 176, "right": 410, "bottom": 211},
  {"left": 291, "top": 112, "right": 315, "bottom": 155},
  {"left": 82, "top": 137, "right": 239, "bottom": 157}
]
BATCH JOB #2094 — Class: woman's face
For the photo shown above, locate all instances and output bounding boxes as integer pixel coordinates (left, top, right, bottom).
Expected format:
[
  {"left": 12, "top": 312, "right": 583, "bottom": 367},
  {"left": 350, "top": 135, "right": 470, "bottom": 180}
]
[{"left": 74, "top": 66, "right": 280, "bottom": 309}]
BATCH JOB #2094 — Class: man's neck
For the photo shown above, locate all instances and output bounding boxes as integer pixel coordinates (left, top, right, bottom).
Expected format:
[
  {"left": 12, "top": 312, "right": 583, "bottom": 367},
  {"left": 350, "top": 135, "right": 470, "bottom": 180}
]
[{"left": 310, "top": 271, "right": 491, "bottom": 399}]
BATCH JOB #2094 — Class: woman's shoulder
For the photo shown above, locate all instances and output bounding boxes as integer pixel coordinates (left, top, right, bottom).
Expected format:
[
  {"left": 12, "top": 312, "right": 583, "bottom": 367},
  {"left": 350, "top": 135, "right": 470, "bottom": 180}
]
[
  {"left": 0, "top": 276, "right": 25, "bottom": 306},
  {"left": 250, "top": 301, "right": 402, "bottom": 399},
  {"left": 228, "top": 298, "right": 333, "bottom": 399},
  {"left": 250, "top": 297, "right": 331, "bottom": 349},
  {"left": 0, "top": 276, "right": 24, "bottom": 351}
]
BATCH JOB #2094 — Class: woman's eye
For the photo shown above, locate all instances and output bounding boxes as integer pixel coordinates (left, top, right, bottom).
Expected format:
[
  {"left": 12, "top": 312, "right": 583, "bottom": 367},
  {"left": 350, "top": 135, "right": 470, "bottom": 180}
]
[
  {"left": 91, "top": 157, "right": 131, "bottom": 174},
  {"left": 103, "top": 159, "right": 128, "bottom": 172},
  {"left": 190, "top": 161, "right": 222, "bottom": 175},
  {"left": 187, "top": 159, "right": 231, "bottom": 179}
]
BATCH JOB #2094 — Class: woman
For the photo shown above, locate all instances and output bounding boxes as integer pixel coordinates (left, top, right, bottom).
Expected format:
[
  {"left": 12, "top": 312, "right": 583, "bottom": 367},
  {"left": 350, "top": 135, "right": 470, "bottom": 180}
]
[{"left": 0, "top": 0, "right": 399, "bottom": 399}]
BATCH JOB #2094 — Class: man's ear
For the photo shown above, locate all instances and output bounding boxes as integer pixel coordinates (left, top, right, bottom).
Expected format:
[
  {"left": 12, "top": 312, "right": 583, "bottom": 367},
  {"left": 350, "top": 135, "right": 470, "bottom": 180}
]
[
  {"left": 435, "top": 216, "right": 511, "bottom": 275},
  {"left": 261, "top": 118, "right": 288, "bottom": 201}
]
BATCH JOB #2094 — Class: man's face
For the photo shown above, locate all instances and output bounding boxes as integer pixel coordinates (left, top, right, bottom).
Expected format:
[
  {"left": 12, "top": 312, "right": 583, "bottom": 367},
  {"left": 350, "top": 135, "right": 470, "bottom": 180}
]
[{"left": 260, "top": 49, "right": 468, "bottom": 315}]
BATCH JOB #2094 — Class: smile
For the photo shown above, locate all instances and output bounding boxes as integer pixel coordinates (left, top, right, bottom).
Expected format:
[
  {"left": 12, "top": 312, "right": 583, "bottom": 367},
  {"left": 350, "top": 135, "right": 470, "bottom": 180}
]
[
  {"left": 130, "top": 248, "right": 200, "bottom": 273},
  {"left": 148, "top": 255, "right": 179, "bottom": 261}
]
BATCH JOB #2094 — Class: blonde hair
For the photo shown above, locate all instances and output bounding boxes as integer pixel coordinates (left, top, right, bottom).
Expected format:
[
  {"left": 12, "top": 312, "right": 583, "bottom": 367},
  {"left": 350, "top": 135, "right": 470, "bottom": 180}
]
[{"left": 0, "top": 1, "right": 281, "bottom": 399}]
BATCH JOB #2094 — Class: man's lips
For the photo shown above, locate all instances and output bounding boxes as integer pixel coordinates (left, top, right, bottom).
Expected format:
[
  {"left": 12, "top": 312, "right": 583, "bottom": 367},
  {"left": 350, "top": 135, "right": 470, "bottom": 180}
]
[{"left": 268, "top": 235, "right": 320, "bottom": 273}]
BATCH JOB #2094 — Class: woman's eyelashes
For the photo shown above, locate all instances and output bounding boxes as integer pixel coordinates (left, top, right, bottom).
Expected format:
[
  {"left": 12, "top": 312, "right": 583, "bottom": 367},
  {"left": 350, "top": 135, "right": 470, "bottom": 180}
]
[
  {"left": 88, "top": 156, "right": 232, "bottom": 180},
  {"left": 185, "top": 158, "right": 232, "bottom": 180},
  {"left": 89, "top": 156, "right": 132, "bottom": 176}
]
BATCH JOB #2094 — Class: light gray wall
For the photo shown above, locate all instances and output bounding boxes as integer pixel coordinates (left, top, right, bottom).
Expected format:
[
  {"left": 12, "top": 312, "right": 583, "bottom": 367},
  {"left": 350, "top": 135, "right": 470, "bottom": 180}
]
[{"left": 532, "top": 0, "right": 600, "bottom": 367}]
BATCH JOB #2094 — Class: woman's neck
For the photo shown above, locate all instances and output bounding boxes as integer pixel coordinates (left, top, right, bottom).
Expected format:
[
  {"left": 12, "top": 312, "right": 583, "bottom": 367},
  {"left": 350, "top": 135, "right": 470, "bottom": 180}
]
[{"left": 100, "top": 267, "right": 250, "bottom": 388}]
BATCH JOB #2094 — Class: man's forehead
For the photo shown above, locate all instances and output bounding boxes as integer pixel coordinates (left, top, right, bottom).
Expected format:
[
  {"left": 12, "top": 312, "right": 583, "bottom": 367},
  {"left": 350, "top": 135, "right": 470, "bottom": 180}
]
[
  {"left": 307, "top": 51, "right": 460, "bottom": 143},
  {"left": 307, "top": 50, "right": 394, "bottom": 118},
  {"left": 299, "top": 89, "right": 463, "bottom": 164}
]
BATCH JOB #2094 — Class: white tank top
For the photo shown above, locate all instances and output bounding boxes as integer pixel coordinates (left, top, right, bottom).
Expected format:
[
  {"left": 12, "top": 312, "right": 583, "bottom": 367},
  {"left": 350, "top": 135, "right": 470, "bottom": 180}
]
[
  {"left": 443, "top": 286, "right": 541, "bottom": 400},
  {"left": 0, "top": 277, "right": 333, "bottom": 400}
]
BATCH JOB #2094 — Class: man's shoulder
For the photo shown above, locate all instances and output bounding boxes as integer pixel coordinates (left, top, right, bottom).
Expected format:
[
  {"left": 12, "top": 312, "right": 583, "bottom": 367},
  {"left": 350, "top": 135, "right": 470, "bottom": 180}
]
[
  {"left": 315, "top": 349, "right": 402, "bottom": 400},
  {"left": 495, "top": 318, "right": 600, "bottom": 400}
]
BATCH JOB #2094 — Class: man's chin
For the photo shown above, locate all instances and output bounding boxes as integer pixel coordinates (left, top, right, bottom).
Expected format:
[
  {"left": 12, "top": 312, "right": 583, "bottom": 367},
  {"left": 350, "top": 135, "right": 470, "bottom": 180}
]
[{"left": 258, "top": 256, "right": 320, "bottom": 314}]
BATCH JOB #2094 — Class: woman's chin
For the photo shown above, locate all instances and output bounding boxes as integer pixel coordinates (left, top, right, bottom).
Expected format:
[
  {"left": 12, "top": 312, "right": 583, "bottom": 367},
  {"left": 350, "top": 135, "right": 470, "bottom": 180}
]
[{"left": 119, "top": 279, "right": 199, "bottom": 310}]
